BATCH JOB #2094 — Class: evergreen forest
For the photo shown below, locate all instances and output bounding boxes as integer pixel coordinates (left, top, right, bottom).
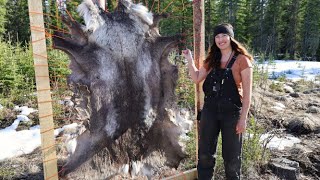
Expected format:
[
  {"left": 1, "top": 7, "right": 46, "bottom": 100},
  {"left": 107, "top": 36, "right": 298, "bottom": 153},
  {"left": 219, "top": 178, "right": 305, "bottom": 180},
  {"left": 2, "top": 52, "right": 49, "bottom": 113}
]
[{"left": 1, "top": 0, "right": 320, "bottom": 60}]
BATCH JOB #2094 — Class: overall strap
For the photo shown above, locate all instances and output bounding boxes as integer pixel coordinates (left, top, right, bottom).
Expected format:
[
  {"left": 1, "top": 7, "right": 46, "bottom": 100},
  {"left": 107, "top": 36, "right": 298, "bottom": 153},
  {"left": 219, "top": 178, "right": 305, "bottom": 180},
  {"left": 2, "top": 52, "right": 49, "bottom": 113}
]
[{"left": 226, "top": 53, "right": 239, "bottom": 69}]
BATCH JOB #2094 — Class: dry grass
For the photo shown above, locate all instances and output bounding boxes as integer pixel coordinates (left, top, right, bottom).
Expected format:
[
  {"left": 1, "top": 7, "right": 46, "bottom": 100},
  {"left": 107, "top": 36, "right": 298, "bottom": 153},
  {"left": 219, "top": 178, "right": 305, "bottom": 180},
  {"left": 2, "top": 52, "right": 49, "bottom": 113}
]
[{"left": 0, "top": 148, "right": 43, "bottom": 180}]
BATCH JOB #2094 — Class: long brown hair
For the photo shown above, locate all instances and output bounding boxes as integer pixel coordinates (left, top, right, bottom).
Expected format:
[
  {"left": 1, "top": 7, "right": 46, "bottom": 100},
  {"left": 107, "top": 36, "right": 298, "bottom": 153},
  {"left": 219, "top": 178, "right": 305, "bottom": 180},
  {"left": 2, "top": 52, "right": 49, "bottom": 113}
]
[{"left": 204, "top": 37, "right": 253, "bottom": 71}]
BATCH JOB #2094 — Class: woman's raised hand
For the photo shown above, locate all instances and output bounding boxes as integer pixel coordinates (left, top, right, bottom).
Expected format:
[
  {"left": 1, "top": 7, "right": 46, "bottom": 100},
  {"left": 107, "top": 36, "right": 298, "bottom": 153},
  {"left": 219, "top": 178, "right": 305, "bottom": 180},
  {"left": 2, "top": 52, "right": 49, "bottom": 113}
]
[{"left": 182, "top": 49, "right": 193, "bottom": 61}]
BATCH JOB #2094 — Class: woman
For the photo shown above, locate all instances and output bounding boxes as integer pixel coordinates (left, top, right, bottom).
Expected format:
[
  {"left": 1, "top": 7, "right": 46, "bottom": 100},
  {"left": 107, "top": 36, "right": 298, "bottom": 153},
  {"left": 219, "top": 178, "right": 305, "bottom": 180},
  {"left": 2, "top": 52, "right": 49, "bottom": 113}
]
[{"left": 182, "top": 23, "right": 253, "bottom": 180}]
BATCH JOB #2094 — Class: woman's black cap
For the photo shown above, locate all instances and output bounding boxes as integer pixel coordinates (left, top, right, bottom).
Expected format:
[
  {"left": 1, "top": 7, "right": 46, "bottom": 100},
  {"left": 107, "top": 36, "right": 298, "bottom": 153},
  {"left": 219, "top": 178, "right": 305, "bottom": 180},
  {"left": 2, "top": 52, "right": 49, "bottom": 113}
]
[{"left": 213, "top": 23, "right": 234, "bottom": 38}]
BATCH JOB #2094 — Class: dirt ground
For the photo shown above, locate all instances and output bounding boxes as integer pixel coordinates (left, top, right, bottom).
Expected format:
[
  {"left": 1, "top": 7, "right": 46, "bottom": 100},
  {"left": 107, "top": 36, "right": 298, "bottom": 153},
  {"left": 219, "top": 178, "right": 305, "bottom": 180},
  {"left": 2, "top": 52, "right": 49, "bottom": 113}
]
[{"left": 250, "top": 78, "right": 320, "bottom": 180}]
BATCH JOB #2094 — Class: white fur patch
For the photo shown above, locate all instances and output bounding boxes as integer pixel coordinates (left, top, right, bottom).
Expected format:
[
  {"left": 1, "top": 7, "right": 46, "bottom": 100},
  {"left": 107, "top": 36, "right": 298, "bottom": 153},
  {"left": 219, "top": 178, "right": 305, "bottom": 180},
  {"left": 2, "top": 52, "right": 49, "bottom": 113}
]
[
  {"left": 145, "top": 108, "right": 156, "bottom": 129},
  {"left": 104, "top": 109, "right": 118, "bottom": 138},
  {"left": 176, "top": 109, "right": 192, "bottom": 133},
  {"left": 120, "top": 0, "right": 153, "bottom": 25},
  {"left": 77, "top": 0, "right": 105, "bottom": 32},
  {"left": 131, "top": 161, "right": 143, "bottom": 176},
  {"left": 166, "top": 108, "right": 193, "bottom": 134},
  {"left": 65, "top": 135, "right": 77, "bottom": 155},
  {"left": 131, "top": 3, "right": 153, "bottom": 25},
  {"left": 136, "top": 51, "right": 157, "bottom": 128},
  {"left": 120, "top": 164, "right": 130, "bottom": 174}
]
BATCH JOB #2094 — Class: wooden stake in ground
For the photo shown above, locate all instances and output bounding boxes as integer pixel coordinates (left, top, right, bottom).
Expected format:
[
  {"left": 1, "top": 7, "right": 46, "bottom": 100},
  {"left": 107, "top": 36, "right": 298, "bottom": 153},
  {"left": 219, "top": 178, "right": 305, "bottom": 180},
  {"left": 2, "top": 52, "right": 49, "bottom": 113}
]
[
  {"left": 28, "top": 0, "right": 58, "bottom": 179},
  {"left": 162, "top": 168, "right": 197, "bottom": 180},
  {"left": 193, "top": 0, "right": 205, "bottom": 174}
]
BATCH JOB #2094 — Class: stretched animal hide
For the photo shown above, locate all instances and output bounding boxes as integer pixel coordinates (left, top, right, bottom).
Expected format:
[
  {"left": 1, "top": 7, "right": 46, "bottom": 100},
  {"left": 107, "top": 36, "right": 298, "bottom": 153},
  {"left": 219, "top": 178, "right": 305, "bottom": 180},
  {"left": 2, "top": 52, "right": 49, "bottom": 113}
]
[{"left": 53, "top": 0, "right": 192, "bottom": 177}]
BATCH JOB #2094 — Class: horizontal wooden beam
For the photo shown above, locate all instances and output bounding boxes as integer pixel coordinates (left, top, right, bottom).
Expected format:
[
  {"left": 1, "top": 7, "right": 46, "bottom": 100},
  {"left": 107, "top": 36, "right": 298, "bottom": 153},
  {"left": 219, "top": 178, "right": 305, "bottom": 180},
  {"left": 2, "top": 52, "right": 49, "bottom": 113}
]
[{"left": 162, "top": 168, "right": 197, "bottom": 180}]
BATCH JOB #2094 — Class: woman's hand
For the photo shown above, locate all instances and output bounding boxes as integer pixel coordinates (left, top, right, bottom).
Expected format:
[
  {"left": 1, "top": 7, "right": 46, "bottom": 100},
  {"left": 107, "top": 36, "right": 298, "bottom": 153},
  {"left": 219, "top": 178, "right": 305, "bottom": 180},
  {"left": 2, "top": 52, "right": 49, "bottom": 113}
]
[
  {"left": 182, "top": 48, "right": 208, "bottom": 83},
  {"left": 236, "top": 119, "right": 246, "bottom": 134},
  {"left": 182, "top": 49, "right": 193, "bottom": 61}
]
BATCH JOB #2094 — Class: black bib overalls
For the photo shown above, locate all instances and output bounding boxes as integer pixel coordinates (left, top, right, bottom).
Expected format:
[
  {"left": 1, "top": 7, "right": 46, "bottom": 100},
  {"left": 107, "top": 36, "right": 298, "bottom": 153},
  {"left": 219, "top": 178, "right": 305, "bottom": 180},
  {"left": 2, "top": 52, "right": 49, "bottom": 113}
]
[{"left": 197, "top": 54, "right": 242, "bottom": 180}]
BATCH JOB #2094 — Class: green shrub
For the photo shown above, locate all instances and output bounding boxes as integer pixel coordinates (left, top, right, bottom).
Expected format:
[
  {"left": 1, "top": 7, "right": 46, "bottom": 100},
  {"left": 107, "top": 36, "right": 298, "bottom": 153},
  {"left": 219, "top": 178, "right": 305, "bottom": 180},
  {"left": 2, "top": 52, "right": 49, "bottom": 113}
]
[
  {"left": 212, "top": 117, "right": 269, "bottom": 178},
  {"left": 47, "top": 49, "right": 71, "bottom": 127},
  {"left": 167, "top": 51, "right": 195, "bottom": 110},
  {"left": 253, "top": 63, "right": 269, "bottom": 88},
  {"left": 269, "top": 81, "right": 283, "bottom": 92},
  {"left": 180, "top": 122, "right": 197, "bottom": 170},
  {"left": 277, "top": 74, "right": 287, "bottom": 82},
  {"left": 176, "top": 59, "right": 195, "bottom": 109},
  {"left": 0, "top": 39, "right": 35, "bottom": 106},
  {"left": 0, "top": 40, "right": 71, "bottom": 110},
  {"left": 252, "top": 55, "right": 275, "bottom": 88},
  {"left": 242, "top": 117, "right": 269, "bottom": 176},
  {"left": 0, "top": 166, "right": 15, "bottom": 179},
  {"left": 47, "top": 49, "right": 71, "bottom": 87}
]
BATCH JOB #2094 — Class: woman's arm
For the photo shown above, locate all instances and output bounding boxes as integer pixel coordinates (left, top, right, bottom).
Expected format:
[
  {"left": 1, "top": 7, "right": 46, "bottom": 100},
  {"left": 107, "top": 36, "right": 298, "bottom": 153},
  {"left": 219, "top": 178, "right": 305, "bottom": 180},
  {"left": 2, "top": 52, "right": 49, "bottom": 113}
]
[
  {"left": 236, "top": 67, "right": 253, "bottom": 134},
  {"left": 182, "top": 49, "right": 208, "bottom": 84}
]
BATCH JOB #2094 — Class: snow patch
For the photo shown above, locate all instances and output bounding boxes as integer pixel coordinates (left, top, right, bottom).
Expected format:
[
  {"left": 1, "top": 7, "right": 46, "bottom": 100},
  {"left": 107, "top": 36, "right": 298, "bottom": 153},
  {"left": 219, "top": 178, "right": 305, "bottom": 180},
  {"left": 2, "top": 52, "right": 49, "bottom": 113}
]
[
  {"left": 258, "top": 60, "right": 320, "bottom": 82},
  {"left": 272, "top": 102, "right": 286, "bottom": 111},
  {"left": 14, "top": 106, "right": 37, "bottom": 116},
  {"left": 16, "top": 115, "right": 30, "bottom": 122},
  {"left": 260, "top": 133, "right": 301, "bottom": 151},
  {"left": 283, "top": 84, "right": 294, "bottom": 93},
  {"left": 0, "top": 105, "right": 80, "bottom": 161},
  {"left": 0, "top": 126, "right": 41, "bottom": 161}
]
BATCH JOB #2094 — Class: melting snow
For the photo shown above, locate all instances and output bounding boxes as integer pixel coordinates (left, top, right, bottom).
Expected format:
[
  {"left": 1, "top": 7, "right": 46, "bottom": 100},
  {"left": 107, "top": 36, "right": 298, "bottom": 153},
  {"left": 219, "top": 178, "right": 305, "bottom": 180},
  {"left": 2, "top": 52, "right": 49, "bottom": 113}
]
[
  {"left": 259, "top": 60, "right": 320, "bottom": 82},
  {"left": 272, "top": 102, "right": 286, "bottom": 111},
  {"left": 0, "top": 106, "right": 78, "bottom": 161},
  {"left": 14, "top": 106, "right": 37, "bottom": 116},
  {"left": 260, "top": 133, "right": 301, "bottom": 151}
]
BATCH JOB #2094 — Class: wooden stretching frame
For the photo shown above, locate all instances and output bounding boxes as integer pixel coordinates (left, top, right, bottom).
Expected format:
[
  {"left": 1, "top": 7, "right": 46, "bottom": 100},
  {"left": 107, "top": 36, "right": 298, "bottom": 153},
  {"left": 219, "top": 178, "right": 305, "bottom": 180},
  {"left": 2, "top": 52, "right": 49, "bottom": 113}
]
[
  {"left": 162, "top": 168, "right": 197, "bottom": 180},
  {"left": 28, "top": 0, "right": 58, "bottom": 179},
  {"left": 27, "top": 0, "right": 204, "bottom": 179}
]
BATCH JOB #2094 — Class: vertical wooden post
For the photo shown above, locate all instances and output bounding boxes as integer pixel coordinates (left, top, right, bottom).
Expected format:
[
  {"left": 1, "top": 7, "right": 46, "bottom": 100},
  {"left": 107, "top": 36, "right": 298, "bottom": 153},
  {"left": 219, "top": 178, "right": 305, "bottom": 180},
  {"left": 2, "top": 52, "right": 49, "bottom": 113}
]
[
  {"left": 28, "top": 0, "right": 58, "bottom": 180},
  {"left": 207, "top": 0, "right": 212, "bottom": 48},
  {"left": 193, "top": 0, "right": 205, "bottom": 165}
]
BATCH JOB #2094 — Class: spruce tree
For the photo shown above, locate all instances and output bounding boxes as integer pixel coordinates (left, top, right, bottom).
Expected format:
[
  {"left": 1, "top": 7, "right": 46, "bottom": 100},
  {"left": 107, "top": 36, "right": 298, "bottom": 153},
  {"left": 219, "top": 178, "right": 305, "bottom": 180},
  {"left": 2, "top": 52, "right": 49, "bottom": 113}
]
[
  {"left": 262, "top": 0, "right": 285, "bottom": 58},
  {"left": 248, "top": 0, "right": 266, "bottom": 55},
  {"left": 0, "top": 0, "right": 6, "bottom": 36},
  {"left": 4, "top": 0, "right": 30, "bottom": 46},
  {"left": 234, "top": 0, "right": 250, "bottom": 44},
  {"left": 280, "top": 0, "right": 300, "bottom": 59},
  {"left": 301, "top": 0, "right": 320, "bottom": 60}
]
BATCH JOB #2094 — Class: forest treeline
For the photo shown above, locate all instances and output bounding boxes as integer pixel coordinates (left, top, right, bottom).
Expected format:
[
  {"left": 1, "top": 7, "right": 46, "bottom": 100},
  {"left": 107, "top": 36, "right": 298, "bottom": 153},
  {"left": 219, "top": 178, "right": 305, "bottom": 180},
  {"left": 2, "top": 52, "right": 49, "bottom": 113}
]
[{"left": 1, "top": 0, "right": 320, "bottom": 61}]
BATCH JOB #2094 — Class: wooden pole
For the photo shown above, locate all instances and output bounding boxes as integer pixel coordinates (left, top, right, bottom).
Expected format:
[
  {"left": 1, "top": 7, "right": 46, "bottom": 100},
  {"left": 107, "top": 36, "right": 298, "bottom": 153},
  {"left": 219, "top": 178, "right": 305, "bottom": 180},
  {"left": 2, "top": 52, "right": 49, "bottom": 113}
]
[
  {"left": 193, "top": 0, "right": 205, "bottom": 168},
  {"left": 28, "top": 1, "right": 58, "bottom": 180},
  {"left": 162, "top": 168, "right": 197, "bottom": 180}
]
